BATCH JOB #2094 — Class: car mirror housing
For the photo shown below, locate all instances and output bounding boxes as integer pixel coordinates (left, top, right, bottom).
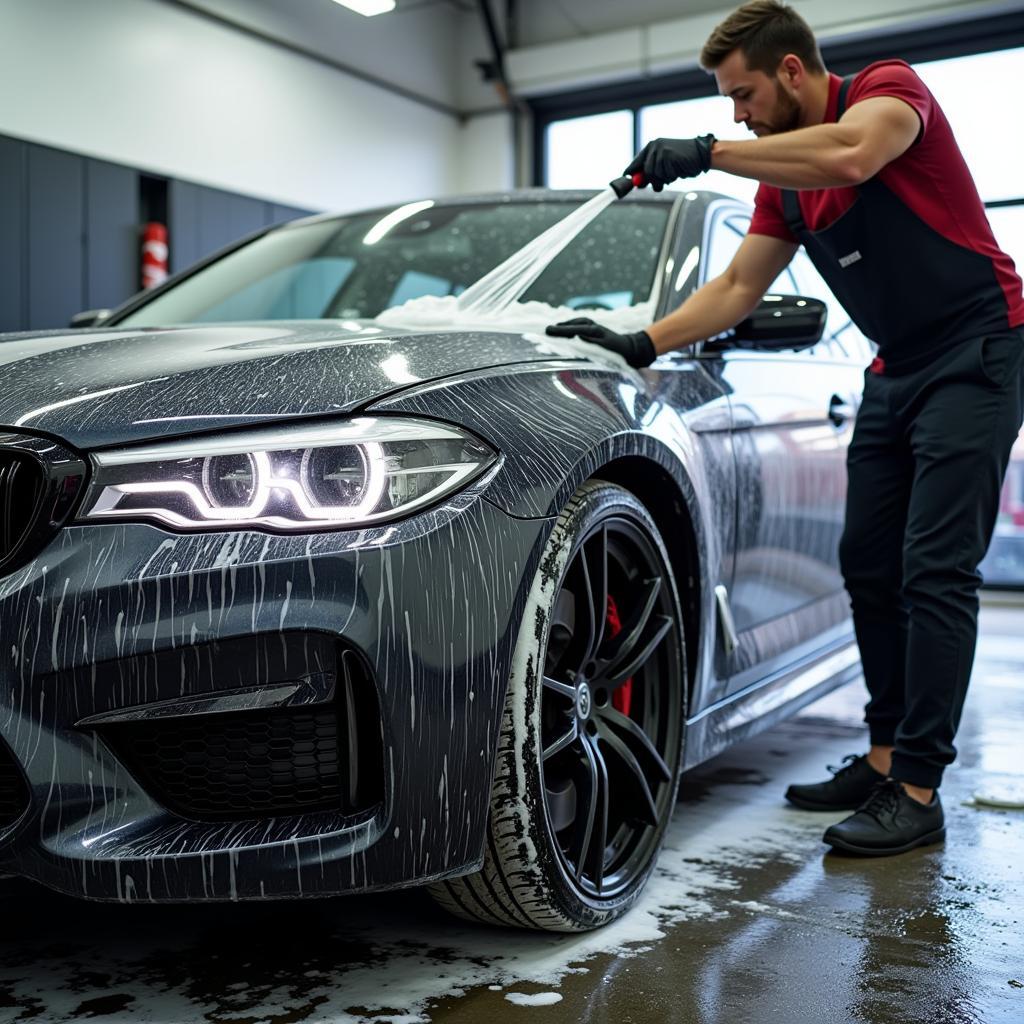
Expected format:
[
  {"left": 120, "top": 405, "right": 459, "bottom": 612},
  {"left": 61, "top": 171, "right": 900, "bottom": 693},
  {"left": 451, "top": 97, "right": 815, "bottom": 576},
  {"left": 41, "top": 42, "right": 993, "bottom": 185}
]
[{"left": 715, "top": 294, "right": 827, "bottom": 352}]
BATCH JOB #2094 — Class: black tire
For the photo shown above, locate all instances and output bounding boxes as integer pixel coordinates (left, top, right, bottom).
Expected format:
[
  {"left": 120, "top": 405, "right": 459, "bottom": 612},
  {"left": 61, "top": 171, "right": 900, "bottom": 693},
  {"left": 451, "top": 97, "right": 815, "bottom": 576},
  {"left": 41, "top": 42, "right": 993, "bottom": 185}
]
[{"left": 429, "top": 480, "right": 687, "bottom": 931}]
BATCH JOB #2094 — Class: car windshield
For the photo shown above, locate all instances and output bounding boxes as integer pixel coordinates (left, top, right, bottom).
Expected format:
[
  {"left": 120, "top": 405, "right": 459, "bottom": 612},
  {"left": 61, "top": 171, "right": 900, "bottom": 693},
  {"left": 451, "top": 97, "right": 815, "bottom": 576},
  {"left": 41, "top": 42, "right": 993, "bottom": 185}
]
[{"left": 113, "top": 200, "right": 670, "bottom": 327}]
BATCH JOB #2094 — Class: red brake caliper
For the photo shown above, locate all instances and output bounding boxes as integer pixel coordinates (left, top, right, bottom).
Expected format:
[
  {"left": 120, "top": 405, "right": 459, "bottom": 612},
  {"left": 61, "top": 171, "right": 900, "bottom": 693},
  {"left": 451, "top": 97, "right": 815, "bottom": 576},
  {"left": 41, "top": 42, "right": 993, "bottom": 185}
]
[{"left": 606, "top": 594, "right": 633, "bottom": 717}]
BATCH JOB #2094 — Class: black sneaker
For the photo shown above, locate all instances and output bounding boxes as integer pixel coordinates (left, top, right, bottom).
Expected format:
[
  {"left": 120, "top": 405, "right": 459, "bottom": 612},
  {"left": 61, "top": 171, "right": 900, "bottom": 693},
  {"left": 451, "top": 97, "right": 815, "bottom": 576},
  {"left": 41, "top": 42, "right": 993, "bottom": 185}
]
[
  {"left": 823, "top": 779, "right": 945, "bottom": 856},
  {"left": 785, "top": 754, "right": 886, "bottom": 811}
]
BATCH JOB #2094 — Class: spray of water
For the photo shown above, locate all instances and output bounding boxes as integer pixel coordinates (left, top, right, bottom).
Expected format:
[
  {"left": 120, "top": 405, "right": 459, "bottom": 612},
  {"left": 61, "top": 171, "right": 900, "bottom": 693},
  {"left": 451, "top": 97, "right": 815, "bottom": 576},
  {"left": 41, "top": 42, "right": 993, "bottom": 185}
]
[
  {"left": 374, "top": 186, "right": 651, "bottom": 368},
  {"left": 455, "top": 188, "right": 619, "bottom": 316}
]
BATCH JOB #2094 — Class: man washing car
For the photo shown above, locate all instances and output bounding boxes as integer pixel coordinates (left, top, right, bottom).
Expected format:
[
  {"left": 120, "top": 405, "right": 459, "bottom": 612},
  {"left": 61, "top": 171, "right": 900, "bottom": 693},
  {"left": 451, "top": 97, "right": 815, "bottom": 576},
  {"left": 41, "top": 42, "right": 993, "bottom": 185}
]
[{"left": 548, "top": 0, "right": 1024, "bottom": 855}]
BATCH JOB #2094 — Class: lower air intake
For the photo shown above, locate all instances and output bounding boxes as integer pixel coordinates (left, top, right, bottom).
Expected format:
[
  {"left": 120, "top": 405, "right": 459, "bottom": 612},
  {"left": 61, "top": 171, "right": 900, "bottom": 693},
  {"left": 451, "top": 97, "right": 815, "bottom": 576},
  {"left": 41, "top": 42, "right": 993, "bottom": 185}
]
[
  {"left": 100, "top": 648, "right": 383, "bottom": 823},
  {"left": 0, "top": 740, "right": 30, "bottom": 828}
]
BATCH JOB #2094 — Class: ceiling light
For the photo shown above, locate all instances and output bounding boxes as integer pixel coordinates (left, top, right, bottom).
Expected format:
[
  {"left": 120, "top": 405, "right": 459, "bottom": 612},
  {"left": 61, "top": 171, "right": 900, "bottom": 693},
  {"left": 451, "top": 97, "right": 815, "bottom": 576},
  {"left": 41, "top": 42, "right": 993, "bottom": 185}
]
[{"left": 329, "top": 0, "right": 396, "bottom": 15}]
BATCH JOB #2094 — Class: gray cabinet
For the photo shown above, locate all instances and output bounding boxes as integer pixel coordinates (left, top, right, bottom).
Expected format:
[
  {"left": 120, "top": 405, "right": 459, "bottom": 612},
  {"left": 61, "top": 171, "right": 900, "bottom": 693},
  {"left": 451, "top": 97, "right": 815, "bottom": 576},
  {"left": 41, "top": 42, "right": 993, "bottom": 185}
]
[
  {"left": 267, "top": 202, "right": 310, "bottom": 227},
  {"left": 1, "top": 133, "right": 318, "bottom": 330},
  {"left": 198, "top": 186, "right": 265, "bottom": 261},
  {"left": 0, "top": 137, "right": 25, "bottom": 333},
  {"left": 167, "top": 179, "right": 203, "bottom": 273},
  {"left": 170, "top": 182, "right": 307, "bottom": 274},
  {"left": 27, "top": 146, "right": 84, "bottom": 331},
  {"left": 86, "top": 158, "right": 140, "bottom": 312}
]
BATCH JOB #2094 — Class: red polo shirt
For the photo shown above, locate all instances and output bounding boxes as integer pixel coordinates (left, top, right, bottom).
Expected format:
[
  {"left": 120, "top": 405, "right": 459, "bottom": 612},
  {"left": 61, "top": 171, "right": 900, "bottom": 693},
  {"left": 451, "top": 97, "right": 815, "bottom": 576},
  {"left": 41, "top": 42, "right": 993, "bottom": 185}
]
[{"left": 749, "top": 61, "right": 1024, "bottom": 329}]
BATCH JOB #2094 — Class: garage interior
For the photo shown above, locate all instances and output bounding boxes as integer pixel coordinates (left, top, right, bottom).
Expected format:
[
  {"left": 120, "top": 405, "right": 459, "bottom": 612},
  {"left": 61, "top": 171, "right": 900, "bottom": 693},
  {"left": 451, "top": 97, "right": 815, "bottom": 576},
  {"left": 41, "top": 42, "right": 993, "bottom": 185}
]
[{"left": 2, "top": 0, "right": 1024, "bottom": 1021}]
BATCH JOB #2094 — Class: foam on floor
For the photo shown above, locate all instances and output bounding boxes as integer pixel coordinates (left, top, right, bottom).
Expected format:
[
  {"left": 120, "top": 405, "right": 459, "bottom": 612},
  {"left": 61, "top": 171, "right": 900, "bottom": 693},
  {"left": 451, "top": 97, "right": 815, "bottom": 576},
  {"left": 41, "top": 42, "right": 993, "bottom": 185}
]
[
  {"left": 0, "top": 762, "right": 837, "bottom": 1024},
  {"left": 504, "top": 992, "right": 564, "bottom": 1006}
]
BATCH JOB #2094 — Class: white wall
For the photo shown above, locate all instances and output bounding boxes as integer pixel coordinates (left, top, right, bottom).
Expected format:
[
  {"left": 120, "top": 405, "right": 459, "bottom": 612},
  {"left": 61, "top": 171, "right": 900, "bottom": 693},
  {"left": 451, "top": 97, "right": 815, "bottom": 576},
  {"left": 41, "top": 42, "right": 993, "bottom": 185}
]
[
  {"left": 456, "top": 6, "right": 517, "bottom": 192},
  {"left": 455, "top": 112, "right": 515, "bottom": 195},
  {"left": 0, "top": 0, "right": 462, "bottom": 213}
]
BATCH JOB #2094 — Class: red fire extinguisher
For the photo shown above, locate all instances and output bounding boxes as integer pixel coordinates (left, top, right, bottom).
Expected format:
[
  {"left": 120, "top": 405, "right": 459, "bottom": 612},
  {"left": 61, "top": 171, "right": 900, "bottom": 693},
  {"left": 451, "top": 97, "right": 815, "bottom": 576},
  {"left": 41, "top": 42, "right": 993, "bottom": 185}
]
[{"left": 141, "top": 222, "right": 168, "bottom": 290}]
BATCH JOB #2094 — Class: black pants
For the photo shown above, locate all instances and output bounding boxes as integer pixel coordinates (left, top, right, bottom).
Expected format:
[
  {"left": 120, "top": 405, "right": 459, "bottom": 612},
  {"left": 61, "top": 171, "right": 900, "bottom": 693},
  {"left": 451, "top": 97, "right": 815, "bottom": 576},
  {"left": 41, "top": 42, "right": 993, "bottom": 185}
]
[{"left": 839, "top": 328, "right": 1024, "bottom": 789}]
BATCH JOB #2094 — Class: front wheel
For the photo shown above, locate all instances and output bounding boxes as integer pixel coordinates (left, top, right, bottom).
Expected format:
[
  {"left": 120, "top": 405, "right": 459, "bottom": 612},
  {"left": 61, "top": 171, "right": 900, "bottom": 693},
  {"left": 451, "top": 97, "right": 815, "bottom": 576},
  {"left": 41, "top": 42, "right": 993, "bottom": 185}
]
[{"left": 429, "top": 480, "right": 687, "bottom": 931}]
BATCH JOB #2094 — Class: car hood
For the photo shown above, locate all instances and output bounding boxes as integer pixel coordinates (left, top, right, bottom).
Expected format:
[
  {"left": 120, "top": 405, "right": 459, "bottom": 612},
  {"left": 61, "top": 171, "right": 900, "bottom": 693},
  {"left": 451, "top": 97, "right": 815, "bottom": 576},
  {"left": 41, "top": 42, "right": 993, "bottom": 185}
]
[{"left": 0, "top": 320, "right": 591, "bottom": 449}]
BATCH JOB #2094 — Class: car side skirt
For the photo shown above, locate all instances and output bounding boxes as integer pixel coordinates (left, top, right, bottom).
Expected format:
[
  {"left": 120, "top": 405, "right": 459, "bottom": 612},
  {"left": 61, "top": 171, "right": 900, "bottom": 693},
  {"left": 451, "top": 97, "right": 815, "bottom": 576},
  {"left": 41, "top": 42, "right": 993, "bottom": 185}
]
[{"left": 681, "top": 635, "right": 862, "bottom": 772}]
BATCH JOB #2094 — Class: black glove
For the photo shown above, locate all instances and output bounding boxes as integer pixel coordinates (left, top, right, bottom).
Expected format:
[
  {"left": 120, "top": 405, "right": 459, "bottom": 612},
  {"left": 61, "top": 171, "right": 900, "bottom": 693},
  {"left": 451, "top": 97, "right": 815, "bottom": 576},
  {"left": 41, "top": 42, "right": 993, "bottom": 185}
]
[
  {"left": 625, "top": 135, "right": 716, "bottom": 192},
  {"left": 545, "top": 318, "right": 657, "bottom": 368}
]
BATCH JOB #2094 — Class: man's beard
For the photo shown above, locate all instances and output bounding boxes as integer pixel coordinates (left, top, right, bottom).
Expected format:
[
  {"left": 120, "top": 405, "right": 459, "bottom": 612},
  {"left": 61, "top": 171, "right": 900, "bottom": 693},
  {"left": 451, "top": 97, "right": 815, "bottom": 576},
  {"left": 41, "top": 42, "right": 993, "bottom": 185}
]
[{"left": 757, "top": 80, "right": 802, "bottom": 135}]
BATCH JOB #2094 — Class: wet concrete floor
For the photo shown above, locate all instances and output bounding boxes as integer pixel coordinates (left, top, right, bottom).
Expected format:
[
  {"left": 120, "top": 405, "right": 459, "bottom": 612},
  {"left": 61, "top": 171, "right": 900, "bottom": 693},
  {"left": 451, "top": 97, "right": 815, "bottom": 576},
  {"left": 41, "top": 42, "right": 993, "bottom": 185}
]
[{"left": 1, "top": 599, "right": 1022, "bottom": 1023}]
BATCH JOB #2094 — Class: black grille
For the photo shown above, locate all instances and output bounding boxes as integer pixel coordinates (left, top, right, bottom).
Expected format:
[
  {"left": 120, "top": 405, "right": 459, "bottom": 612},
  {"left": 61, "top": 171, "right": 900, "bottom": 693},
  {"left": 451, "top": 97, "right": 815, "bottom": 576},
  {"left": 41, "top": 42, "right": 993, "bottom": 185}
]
[
  {"left": 0, "top": 740, "right": 30, "bottom": 829},
  {"left": 110, "top": 709, "right": 345, "bottom": 820},
  {"left": 0, "top": 452, "right": 44, "bottom": 566},
  {"left": 99, "top": 651, "right": 383, "bottom": 823}
]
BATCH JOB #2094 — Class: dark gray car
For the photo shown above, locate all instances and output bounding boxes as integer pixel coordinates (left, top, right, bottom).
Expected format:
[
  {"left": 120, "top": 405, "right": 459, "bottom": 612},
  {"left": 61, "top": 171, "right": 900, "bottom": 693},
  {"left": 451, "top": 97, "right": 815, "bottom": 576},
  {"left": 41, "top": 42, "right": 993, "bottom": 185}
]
[{"left": 0, "top": 189, "right": 866, "bottom": 930}]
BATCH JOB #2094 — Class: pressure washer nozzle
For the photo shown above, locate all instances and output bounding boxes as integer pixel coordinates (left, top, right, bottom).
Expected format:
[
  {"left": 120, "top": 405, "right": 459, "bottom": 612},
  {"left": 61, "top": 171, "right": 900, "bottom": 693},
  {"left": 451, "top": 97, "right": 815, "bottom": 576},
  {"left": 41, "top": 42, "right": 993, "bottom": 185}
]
[{"left": 609, "top": 172, "right": 646, "bottom": 199}]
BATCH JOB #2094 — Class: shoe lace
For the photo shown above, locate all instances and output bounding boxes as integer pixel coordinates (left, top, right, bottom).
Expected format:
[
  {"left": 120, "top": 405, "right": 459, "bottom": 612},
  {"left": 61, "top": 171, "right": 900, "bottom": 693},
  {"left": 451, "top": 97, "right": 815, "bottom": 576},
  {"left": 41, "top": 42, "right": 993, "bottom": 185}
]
[
  {"left": 860, "top": 779, "right": 902, "bottom": 821},
  {"left": 826, "top": 754, "right": 861, "bottom": 778}
]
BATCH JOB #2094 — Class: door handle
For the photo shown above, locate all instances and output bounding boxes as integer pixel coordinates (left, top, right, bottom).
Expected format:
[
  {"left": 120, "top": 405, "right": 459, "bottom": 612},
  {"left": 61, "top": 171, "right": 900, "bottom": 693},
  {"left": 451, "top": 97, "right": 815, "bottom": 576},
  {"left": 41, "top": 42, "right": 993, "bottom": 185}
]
[{"left": 828, "top": 393, "right": 855, "bottom": 426}]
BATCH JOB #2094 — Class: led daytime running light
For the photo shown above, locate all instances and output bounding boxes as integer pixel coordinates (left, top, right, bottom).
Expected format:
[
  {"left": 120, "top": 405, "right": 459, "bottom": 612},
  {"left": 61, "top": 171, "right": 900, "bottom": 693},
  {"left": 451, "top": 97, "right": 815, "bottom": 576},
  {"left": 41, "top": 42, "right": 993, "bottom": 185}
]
[
  {"left": 79, "top": 418, "right": 496, "bottom": 532},
  {"left": 101, "top": 444, "right": 388, "bottom": 524}
]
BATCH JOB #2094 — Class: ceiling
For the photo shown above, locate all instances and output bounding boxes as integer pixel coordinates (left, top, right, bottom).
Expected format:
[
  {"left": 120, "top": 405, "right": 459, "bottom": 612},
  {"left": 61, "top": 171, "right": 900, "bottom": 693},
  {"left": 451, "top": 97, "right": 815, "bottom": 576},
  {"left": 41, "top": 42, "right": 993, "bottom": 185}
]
[
  {"left": 173, "top": 0, "right": 739, "bottom": 68},
  {"left": 509, "top": 0, "right": 739, "bottom": 47},
  {"left": 166, "top": 0, "right": 817, "bottom": 114},
  {"left": 163, "top": 0, "right": 1013, "bottom": 115},
  {"left": 174, "top": 0, "right": 468, "bottom": 109}
]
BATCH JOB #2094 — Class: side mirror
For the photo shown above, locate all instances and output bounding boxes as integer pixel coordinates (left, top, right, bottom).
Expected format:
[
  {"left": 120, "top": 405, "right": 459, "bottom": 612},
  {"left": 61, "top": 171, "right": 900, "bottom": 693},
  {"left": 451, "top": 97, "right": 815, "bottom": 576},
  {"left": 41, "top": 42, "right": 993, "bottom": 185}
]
[
  {"left": 716, "top": 294, "right": 827, "bottom": 352},
  {"left": 69, "top": 309, "right": 111, "bottom": 329}
]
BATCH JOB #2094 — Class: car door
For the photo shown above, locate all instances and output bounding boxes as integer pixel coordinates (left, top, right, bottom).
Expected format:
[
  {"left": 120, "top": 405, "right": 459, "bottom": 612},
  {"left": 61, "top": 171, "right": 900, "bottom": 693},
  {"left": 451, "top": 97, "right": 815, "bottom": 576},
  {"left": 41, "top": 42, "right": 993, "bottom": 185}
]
[
  {"left": 642, "top": 197, "right": 739, "bottom": 718},
  {"left": 696, "top": 204, "right": 860, "bottom": 694}
]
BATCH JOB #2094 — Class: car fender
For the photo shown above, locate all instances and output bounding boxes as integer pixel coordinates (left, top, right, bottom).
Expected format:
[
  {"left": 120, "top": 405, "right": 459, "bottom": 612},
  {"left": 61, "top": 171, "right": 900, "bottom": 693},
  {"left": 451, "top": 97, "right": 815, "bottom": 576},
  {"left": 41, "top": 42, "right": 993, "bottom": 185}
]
[{"left": 370, "top": 361, "right": 733, "bottom": 712}]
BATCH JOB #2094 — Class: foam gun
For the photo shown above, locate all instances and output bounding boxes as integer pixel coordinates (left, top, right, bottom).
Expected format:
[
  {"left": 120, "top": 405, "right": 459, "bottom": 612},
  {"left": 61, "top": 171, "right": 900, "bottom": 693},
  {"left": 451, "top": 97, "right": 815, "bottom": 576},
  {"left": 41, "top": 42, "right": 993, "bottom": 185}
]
[{"left": 608, "top": 172, "right": 646, "bottom": 199}]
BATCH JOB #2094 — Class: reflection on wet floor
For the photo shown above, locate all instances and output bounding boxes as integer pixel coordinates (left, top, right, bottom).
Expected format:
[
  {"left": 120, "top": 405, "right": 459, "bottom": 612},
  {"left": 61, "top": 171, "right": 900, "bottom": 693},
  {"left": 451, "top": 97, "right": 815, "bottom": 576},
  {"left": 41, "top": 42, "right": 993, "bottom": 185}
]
[{"left": 1, "top": 602, "right": 1023, "bottom": 1023}]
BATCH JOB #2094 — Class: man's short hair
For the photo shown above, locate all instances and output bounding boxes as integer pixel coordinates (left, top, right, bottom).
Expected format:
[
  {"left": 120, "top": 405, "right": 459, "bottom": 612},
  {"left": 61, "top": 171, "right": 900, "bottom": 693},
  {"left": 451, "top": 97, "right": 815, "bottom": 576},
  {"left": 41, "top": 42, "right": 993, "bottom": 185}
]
[{"left": 700, "top": 1, "right": 825, "bottom": 76}]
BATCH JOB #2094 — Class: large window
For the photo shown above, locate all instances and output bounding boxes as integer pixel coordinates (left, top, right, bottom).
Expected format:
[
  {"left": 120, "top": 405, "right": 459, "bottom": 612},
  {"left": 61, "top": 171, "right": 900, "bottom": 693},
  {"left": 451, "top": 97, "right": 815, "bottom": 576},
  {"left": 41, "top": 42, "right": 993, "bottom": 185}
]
[
  {"left": 638, "top": 96, "right": 757, "bottom": 204},
  {"left": 542, "top": 47, "right": 1024, "bottom": 254},
  {"left": 914, "top": 48, "right": 1024, "bottom": 204},
  {"left": 545, "top": 110, "right": 635, "bottom": 190},
  {"left": 988, "top": 207, "right": 1024, "bottom": 279}
]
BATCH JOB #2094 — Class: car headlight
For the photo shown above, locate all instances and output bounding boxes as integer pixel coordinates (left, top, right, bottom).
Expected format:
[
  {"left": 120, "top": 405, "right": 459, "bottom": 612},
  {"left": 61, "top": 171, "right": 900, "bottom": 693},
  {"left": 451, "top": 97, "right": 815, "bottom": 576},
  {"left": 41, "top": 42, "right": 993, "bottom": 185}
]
[{"left": 77, "top": 417, "right": 498, "bottom": 532}]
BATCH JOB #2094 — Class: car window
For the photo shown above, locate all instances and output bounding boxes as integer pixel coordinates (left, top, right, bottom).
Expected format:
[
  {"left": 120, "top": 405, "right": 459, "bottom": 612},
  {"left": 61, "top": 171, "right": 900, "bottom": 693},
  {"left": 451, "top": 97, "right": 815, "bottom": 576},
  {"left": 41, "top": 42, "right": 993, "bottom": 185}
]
[
  {"left": 704, "top": 211, "right": 796, "bottom": 294},
  {"left": 191, "top": 257, "right": 356, "bottom": 322},
  {"left": 388, "top": 270, "right": 460, "bottom": 307},
  {"left": 706, "top": 210, "right": 876, "bottom": 363},
  {"left": 519, "top": 207, "right": 667, "bottom": 310},
  {"left": 788, "top": 248, "right": 875, "bottom": 363},
  {"left": 114, "top": 201, "right": 670, "bottom": 327}
]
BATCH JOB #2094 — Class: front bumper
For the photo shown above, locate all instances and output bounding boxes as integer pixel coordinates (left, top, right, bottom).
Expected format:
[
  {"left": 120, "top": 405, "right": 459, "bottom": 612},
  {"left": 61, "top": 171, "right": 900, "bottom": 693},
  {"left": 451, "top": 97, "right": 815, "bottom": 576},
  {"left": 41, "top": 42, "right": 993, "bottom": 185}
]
[{"left": 0, "top": 489, "right": 549, "bottom": 902}]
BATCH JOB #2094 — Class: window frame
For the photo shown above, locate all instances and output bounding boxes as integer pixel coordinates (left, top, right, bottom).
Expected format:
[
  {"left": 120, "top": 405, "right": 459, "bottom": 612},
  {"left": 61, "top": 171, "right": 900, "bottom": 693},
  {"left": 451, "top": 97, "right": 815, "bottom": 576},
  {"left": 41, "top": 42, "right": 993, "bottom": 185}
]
[{"left": 679, "top": 201, "right": 870, "bottom": 365}]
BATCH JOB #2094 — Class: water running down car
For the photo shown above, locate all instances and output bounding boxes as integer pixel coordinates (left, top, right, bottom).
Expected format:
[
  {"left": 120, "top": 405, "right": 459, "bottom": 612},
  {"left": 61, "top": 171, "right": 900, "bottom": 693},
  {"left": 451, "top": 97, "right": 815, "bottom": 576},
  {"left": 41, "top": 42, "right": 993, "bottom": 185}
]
[{"left": 0, "top": 189, "right": 867, "bottom": 930}]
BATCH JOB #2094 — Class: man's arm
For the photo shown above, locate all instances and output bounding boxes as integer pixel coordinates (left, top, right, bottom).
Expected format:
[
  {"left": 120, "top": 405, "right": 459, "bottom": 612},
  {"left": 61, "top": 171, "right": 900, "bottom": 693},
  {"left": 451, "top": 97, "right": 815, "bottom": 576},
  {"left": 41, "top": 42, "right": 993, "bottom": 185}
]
[
  {"left": 711, "top": 96, "right": 922, "bottom": 190},
  {"left": 647, "top": 232, "right": 798, "bottom": 355}
]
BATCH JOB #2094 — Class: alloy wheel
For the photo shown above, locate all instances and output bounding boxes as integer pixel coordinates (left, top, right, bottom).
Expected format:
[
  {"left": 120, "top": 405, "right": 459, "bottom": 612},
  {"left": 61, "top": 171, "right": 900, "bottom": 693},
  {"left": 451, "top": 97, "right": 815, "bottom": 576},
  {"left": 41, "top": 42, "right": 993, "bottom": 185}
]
[{"left": 540, "top": 515, "right": 683, "bottom": 899}]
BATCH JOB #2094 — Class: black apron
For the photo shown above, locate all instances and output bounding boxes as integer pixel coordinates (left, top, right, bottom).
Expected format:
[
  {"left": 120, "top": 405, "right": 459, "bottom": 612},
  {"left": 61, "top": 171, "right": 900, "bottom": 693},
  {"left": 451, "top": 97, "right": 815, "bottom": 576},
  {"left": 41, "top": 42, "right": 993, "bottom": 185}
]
[{"left": 781, "top": 75, "right": 1010, "bottom": 374}]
